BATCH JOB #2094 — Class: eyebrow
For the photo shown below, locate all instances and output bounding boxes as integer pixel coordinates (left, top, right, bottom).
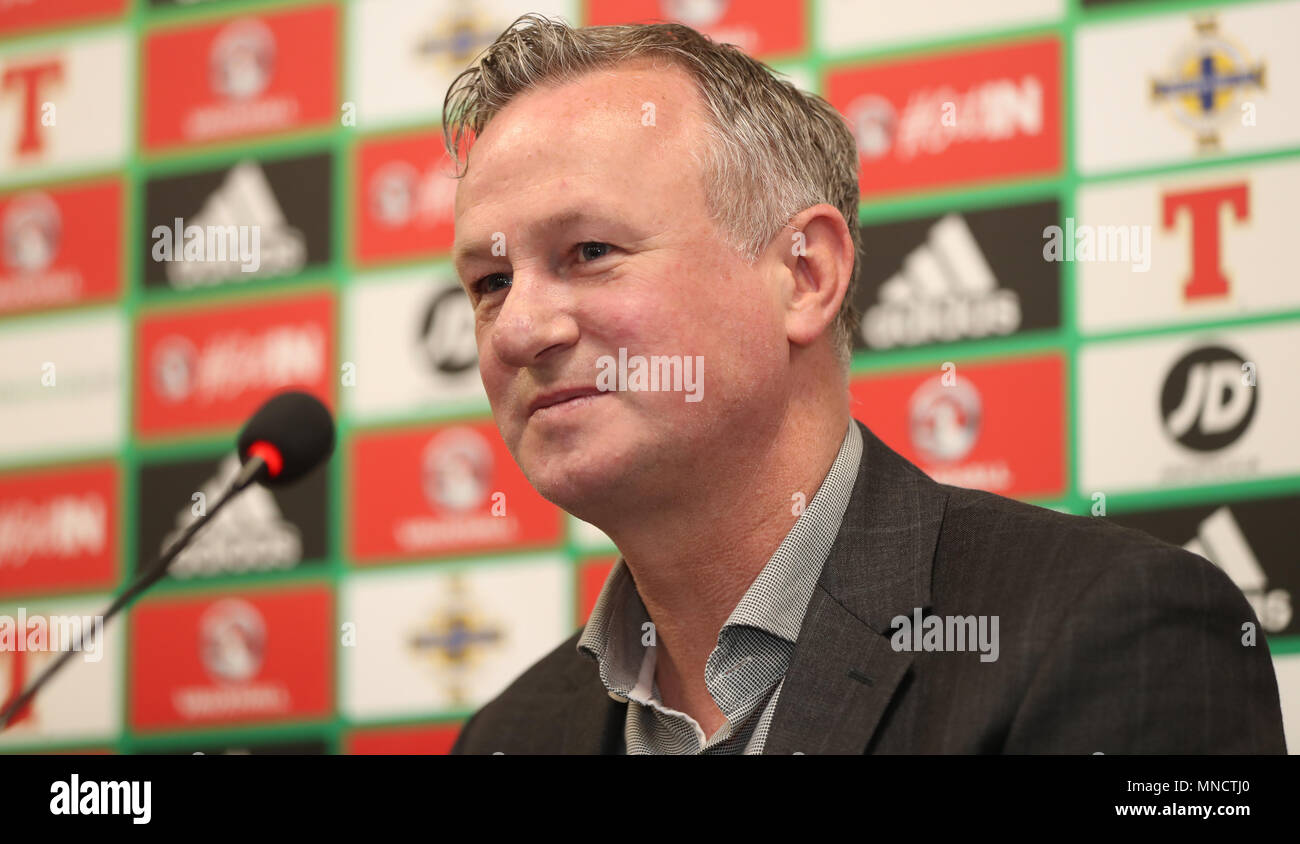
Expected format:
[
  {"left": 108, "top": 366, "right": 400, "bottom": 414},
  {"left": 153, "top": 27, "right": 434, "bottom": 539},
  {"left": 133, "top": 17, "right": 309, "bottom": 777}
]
[{"left": 452, "top": 208, "right": 616, "bottom": 269}]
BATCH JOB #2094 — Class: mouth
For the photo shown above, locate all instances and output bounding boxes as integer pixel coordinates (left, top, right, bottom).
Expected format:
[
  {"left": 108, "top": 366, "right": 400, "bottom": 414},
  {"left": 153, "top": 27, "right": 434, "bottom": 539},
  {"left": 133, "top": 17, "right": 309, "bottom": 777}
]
[{"left": 528, "top": 387, "right": 606, "bottom": 418}]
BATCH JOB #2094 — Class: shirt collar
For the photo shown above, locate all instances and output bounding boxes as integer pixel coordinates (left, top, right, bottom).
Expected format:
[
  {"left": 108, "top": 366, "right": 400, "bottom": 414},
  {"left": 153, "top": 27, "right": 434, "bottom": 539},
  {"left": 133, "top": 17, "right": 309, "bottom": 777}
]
[
  {"left": 576, "top": 555, "right": 649, "bottom": 698},
  {"left": 723, "top": 419, "right": 862, "bottom": 642},
  {"left": 577, "top": 419, "right": 862, "bottom": 693}
]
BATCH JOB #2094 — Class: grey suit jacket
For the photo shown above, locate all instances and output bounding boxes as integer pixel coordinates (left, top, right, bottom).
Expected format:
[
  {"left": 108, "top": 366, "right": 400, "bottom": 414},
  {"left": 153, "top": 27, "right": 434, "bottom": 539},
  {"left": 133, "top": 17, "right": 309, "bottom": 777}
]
[{"left": 452, "top": 420, "right": 1287, "bottom": 754}]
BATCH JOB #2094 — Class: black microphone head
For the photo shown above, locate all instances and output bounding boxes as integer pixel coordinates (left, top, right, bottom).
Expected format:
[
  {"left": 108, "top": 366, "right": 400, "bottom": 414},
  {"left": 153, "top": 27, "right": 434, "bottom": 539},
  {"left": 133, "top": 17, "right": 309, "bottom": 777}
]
[{"left": 237, "top": 390, "right": 335, "bottom": 486}]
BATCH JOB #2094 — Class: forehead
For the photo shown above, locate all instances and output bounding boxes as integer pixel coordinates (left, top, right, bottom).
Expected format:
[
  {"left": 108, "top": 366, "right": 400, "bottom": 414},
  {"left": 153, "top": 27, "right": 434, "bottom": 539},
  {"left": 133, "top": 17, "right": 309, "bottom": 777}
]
[{"left": 453, "top": 59, "right": 710, "bottom": 233}]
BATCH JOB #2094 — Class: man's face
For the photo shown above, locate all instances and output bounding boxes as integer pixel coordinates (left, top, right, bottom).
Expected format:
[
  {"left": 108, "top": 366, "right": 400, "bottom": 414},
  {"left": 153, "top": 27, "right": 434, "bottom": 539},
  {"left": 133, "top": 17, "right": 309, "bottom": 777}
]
[{"left": 452, "top": 61, "right": 789, "bottom": 519}]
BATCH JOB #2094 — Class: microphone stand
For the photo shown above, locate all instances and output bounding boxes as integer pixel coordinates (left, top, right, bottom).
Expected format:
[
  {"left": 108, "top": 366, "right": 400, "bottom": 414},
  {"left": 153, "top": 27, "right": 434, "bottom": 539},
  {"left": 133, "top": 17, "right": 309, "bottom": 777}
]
[{"left": 0, "top": 456, "right": 268, "bottom": 730}]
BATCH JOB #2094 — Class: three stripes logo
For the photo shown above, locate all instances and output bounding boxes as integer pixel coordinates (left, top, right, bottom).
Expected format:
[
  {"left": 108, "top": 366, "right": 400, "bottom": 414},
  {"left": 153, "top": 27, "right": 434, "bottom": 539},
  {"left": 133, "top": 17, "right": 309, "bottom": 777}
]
[
  {"left": 160, "top": 452, "right": 303, "bottom": 579},
  {"left": 1184, "top": 506, "right": 1291, "bottom": 633},
  {"left": 860, "top": 214, "right": 1021, "bottom": 349},
  {"left": 164, "top": 161, "right": 306, "bottom": 289}
]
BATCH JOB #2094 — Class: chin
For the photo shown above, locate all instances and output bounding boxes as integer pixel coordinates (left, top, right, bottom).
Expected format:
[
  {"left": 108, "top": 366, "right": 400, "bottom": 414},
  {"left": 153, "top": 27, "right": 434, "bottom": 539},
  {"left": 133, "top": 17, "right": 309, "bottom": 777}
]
[
  {"left": 528, "top": 464, "right": 614, "bottom": 519},
  {"left": 520, "top": 429, "right": 636, "bottom": 516}
]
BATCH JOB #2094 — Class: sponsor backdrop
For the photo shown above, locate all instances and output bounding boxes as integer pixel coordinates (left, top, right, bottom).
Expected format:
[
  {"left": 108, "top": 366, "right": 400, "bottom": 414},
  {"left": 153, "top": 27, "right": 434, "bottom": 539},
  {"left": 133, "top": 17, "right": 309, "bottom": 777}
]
[{"left": 0, "top": 0, "right": 1296, "bottom": 754}]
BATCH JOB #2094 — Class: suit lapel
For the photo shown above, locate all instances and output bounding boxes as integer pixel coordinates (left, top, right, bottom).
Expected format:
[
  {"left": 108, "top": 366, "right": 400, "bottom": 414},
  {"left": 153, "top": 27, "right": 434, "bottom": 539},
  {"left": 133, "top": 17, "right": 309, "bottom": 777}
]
[
  {"left": 554, "top": 419, "right": 947, "bottom": 755},
  {"left": 559, "top": 651, "right": 626, "bottom": 754},
  {"left": 763, "top": 420, "right": 947, "bottom": 755}
]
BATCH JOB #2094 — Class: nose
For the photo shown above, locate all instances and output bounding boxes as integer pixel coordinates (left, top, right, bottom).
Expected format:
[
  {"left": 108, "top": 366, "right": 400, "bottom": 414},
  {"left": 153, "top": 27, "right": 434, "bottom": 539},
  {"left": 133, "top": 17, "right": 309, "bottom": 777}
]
[{"left": 488, "top": 267, "right": 580, "bottom": 368}]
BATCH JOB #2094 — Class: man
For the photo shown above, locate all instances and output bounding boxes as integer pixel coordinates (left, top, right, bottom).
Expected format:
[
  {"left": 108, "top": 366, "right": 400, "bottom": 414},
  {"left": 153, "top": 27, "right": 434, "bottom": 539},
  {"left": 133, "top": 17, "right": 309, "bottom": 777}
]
[{"left": 445, "top": 15, "right": 1286, "bottom": 754}]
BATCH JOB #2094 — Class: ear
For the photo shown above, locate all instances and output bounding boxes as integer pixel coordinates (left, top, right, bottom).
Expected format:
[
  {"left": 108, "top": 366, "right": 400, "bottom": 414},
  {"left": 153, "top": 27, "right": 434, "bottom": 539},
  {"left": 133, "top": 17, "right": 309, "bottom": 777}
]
[{"left": 772, "top": 203, "right": 855, "bottom": 350}]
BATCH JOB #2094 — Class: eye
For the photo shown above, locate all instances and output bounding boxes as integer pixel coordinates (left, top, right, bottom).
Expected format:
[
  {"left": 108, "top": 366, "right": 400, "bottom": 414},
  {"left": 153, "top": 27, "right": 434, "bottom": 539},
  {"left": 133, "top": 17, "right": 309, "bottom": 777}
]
[
  {"left": 579, "top": 242, "right": 612, "bottom": 261},
  {"left": 472, "top": 272, "right": 511, "bottom": 297}
]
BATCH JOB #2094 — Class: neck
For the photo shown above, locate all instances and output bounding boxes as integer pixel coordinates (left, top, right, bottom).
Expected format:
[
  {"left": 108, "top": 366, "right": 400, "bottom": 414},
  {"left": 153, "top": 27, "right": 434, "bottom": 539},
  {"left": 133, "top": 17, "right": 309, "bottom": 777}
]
[{"left": 600, "top": 394, "right": 851, "bottom": 712}]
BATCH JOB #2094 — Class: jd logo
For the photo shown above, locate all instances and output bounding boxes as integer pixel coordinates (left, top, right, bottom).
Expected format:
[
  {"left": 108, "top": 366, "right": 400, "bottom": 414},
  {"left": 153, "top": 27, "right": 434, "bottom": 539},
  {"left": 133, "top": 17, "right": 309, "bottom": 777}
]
[
  {"left": 1160, "top": 345, "right": 1256, "bottom": 451},
  {"left": 419, "top": 285, "right": 477, "bottom": 375}
]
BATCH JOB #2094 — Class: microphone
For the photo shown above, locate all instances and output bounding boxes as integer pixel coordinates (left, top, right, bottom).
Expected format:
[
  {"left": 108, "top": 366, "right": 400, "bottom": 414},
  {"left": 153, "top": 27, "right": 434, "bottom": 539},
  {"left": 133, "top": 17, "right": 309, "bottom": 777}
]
[
  {"left": 237, "top": 389, "right": 337, "bottom": 489},
  {"left": 0, "top": 390, "right": 335, "bottom": 730}
]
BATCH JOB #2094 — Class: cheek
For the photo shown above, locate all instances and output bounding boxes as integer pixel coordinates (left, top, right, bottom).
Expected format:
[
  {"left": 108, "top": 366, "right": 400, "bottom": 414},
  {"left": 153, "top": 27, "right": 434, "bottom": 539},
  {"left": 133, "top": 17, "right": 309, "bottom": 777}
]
[
  {"left": 578, "top": 278, "right": 660, "bottom": 346},
  {"left": 687, "top": 263, "right": 782, "bottom": 355},
  {"left": 694, "top": 269, "right": 788, "bottom": 398},
  {"left": 476, "top": 343, "right": 511, "bottom": 406}
]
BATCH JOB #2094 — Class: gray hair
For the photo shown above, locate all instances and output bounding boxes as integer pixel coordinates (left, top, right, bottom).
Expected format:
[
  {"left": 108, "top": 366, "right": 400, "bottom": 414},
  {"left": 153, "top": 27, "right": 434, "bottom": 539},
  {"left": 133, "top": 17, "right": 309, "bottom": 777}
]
[{"left": 442, "top": 13, "right": 861, "bottom": 370}]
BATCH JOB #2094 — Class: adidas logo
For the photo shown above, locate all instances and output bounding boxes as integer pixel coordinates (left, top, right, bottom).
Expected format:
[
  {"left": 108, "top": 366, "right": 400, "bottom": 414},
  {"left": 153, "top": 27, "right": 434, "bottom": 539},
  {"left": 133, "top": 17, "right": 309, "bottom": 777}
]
[
  {"left": 1185, "top": 506, "right": 1291, "bottom": 633},
  {"left": 162, "top": 453, "right": 302, "bottom": 578},
  {"left": 861, "top": 214, "right": 1021, "bottom": 349},
  {"left": 164, "top": 161, "right": 307, "bottom": 289}
]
